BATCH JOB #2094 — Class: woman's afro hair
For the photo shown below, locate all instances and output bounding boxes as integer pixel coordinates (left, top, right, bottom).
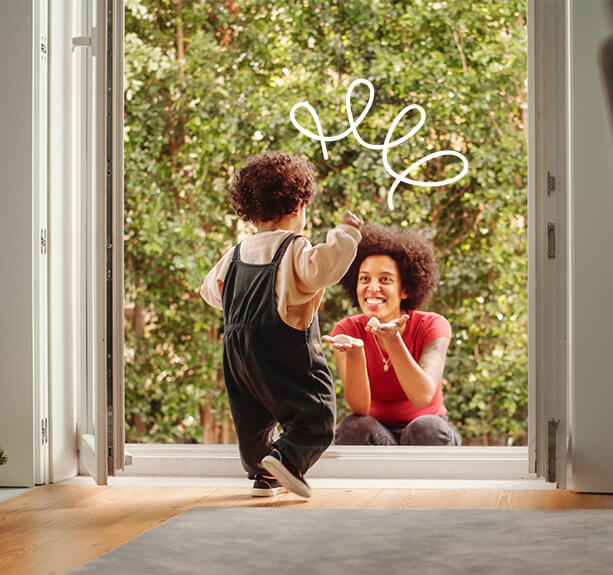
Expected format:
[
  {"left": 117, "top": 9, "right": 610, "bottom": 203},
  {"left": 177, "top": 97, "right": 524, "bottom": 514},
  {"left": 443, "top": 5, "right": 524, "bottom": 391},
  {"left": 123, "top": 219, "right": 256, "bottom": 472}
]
[
  {"left": 229, "top": 151, "right": 317, "bottom": 222},
  {"left": 340, "top": 224, "right": 439, "bottom": 311}
]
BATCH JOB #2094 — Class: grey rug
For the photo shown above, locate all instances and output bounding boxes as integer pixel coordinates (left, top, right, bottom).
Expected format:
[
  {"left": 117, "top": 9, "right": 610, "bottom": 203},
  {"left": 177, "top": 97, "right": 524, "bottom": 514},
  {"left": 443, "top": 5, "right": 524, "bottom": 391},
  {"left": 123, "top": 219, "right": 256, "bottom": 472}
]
[{"left": 72, "top": 507, "right": 613, "bottom": 574}]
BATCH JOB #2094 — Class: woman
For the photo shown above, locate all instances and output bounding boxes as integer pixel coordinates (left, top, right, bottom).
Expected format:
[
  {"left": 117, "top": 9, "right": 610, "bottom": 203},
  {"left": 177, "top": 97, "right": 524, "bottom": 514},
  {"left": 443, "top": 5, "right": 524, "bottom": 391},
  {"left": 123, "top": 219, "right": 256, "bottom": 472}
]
[{"left": 323, "top": 224, "right": 461, "bottom": 446}]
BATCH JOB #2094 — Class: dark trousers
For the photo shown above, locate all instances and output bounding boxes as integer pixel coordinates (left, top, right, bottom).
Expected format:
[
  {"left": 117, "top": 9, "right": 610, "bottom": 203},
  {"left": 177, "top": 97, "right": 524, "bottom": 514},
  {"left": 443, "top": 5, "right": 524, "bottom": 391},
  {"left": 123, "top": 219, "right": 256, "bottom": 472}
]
[
  {"left": 222, "top": 233, "right": 336, "bottom": 479},
  {"left": 335, "top": 414, "right": 462, "bottom": 446},
  {"left": 224, "top": 355, "right": 336, "bottom": 478}
]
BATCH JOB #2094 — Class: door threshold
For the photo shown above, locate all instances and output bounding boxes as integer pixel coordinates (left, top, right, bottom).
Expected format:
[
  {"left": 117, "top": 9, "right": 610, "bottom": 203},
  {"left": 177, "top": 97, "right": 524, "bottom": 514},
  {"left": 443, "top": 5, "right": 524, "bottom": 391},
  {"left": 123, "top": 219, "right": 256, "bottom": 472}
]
[
  {"left": 114, "top": 444, "right": 534, "bottom": 481},
  {"left": 60, "top": 474, "right": 555, "bottom": 490}
]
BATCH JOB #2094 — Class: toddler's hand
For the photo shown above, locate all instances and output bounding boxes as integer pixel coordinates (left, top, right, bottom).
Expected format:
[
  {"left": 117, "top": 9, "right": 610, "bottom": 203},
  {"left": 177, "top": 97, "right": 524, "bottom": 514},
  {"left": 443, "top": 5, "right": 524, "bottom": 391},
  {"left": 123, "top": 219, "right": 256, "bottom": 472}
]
[
  {"left": 322, "top": 333, "right": 364, "bottom": 353},
  {"left": 341, "top": 210, "right": 363, "bottom": 231}
]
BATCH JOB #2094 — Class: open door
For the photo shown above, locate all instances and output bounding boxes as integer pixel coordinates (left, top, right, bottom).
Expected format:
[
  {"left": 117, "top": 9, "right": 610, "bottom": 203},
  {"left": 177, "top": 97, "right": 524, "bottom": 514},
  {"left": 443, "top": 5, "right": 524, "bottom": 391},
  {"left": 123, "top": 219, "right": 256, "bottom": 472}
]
[
  {"left": 527, "top": 0, "right": 569, "bottom": 489},
  {"left": 76, "top": 0, "right": 125, "bottom": 485}
]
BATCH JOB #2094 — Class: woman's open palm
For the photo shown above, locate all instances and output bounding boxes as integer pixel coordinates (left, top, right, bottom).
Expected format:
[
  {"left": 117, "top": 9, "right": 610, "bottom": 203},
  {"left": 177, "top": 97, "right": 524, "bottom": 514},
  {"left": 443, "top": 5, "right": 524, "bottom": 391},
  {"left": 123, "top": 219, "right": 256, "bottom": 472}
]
[
  {"left": 365, "top": 315, "right": 409, "bottom": 339},
  {"left": 322, "top": 333, "right": 365, "bottom": 353}
]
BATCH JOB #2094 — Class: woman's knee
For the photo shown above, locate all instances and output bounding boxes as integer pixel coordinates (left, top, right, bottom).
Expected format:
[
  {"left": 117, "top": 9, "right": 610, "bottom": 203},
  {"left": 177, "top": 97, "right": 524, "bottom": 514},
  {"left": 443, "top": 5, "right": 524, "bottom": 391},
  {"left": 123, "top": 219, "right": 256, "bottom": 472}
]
[
  {"left": 335, "top": 414, "right": 371, "bottom": 443},
  {"left": 335, "top": 414, "right": 396, "bottom": 445},
  {"left": 401, "top": 415, "right": 461, "bottom": 446}
]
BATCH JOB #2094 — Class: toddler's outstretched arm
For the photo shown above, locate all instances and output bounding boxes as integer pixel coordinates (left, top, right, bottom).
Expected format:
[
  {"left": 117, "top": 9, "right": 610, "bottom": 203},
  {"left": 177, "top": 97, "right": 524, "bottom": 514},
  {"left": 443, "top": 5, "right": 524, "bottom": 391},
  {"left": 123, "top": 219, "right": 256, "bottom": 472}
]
[{"left": 340, "top": 210, "right": 363, "bottom": 231}]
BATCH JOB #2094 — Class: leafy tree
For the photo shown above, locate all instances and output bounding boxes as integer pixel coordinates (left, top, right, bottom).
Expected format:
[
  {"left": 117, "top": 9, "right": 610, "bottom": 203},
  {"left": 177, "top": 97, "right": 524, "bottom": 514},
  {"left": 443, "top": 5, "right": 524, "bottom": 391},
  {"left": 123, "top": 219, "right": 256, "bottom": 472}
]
[{"left": 124, "top": 0, "right": 527, "bottom": 445}]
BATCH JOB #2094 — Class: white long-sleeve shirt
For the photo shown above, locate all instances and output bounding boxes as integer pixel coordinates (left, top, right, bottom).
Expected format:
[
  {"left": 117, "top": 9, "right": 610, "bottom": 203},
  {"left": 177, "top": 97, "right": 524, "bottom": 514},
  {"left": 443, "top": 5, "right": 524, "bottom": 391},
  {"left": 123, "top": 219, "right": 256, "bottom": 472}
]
[{"left": 200, "top": 224, "right": 361, "bottom": 330}]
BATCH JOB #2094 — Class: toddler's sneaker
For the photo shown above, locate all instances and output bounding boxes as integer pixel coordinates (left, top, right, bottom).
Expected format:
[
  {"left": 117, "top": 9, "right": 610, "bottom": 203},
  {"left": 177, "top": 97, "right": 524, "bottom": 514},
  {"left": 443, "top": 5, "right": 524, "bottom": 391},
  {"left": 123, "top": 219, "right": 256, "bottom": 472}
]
[
  {"left": 250, "top": 475, "right": 286, "bottom": 497},
  {"left": 261, "top": 448, "right": 312, "bottom": 499}
]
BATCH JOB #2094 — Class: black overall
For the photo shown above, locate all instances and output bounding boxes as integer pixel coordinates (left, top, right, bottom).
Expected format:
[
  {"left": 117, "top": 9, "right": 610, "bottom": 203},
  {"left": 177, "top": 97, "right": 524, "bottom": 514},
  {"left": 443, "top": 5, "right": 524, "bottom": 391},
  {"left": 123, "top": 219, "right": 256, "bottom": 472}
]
[{"left": 221, "top": 232, "right": 336, "bottom": 478}]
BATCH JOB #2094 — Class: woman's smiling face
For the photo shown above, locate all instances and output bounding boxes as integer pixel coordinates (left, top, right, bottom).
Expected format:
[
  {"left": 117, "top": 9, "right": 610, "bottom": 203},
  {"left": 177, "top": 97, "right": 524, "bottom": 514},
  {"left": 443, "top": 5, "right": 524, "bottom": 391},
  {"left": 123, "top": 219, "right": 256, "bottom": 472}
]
[{"left": 357, "top": 255, "right": 407, "bottom": 323}]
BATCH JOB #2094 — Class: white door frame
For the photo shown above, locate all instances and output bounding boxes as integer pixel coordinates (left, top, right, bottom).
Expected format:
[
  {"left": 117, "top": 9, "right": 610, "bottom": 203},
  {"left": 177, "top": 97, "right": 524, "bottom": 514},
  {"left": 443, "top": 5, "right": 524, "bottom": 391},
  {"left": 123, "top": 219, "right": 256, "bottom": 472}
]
[
  {"left": 116, "top": 1, "right": 543, "bottom": 482},
  {"left": 52, "top": 0, "right": 584, "bottom": 485},
  {"left": 527, "top": 0, "right": 569, "bottom": 488},
  {"left": 34, "top": 0, "right": 50, "bottom": 486}
]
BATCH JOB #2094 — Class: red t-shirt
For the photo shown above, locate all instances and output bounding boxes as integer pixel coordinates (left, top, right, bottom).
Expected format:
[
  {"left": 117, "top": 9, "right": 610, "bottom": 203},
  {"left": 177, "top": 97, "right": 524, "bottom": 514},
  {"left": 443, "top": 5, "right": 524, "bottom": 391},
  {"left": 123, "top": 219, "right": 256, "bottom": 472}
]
[{"left": 331, "top": 311, "right": 452, "bottom": 424}]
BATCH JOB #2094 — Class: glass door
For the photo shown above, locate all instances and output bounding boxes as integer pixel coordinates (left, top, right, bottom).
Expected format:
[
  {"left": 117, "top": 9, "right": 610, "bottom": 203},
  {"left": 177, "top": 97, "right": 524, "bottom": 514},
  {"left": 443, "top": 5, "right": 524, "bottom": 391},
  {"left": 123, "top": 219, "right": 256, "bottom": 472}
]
[{"left": 75, "top": 0, "right": 125, "bottom": 485}]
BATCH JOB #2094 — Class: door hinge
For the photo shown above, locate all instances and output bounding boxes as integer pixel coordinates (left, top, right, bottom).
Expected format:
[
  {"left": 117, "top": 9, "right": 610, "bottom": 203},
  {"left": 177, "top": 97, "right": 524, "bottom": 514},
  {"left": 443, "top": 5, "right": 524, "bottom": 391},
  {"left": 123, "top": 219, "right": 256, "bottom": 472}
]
[
  {"left": 547, "top": 170, "right": 556, "bottom": 194},
  {"left": 41, "top": 417, "right": 48, "bottom": 444},
  {"left": 40, "top": 228, "right": 47, "bottom": 255},
  {"left": 40, "top": 36, "right": 48, "bottom": 62},
  {"left": 547, "top": 222, "right": 556, "bottom": 259},
  {"left": 547, "top": 418, "right": 559, "bottom": 483}
]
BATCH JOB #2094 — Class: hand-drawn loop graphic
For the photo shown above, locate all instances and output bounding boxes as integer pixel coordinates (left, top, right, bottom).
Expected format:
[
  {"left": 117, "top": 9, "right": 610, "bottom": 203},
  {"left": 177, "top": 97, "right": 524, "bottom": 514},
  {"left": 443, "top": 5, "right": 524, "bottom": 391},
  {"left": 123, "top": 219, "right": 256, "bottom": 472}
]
[{"left": 290, "top": 79, "right": 469, "bottom": 210}]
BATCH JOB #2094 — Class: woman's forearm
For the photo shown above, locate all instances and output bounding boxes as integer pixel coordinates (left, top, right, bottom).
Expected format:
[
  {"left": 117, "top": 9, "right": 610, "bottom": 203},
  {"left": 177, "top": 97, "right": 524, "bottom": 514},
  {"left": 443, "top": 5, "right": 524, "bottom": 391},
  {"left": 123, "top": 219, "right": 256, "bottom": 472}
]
[
  {"left": 335, "top": 348, "right": 371, "bottom": 415},
  {"left": 384, "top": 333, "right": 438, "bottom": 408}
]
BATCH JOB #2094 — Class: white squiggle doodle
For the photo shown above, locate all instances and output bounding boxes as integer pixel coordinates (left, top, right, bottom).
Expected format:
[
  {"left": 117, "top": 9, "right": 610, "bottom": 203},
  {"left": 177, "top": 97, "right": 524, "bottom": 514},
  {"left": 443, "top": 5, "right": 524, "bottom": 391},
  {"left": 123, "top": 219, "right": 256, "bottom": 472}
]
[{"left": 290, "top": 79, "right": 469, "bottom": 210}]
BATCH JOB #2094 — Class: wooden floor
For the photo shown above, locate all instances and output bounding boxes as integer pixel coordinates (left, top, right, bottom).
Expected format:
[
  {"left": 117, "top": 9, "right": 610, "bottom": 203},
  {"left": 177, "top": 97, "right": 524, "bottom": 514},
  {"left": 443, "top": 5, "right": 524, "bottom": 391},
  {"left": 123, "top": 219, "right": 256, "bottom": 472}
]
[{"left": 2, "top": 484, "right": 613, "bottom": 575}]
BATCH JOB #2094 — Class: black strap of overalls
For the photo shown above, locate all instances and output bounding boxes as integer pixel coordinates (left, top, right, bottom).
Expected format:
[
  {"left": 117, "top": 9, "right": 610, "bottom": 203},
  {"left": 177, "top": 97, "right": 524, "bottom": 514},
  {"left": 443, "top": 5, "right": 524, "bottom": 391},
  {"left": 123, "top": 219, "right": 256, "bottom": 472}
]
[
  {"left": 232, "top": 232, "right": 297, "bottom": 264},
  {"left": 232, "top": 242, "right": 242, "bottom": 262},
  {"left": 272, "top": 232, "right": 298, "bottom": 264}
]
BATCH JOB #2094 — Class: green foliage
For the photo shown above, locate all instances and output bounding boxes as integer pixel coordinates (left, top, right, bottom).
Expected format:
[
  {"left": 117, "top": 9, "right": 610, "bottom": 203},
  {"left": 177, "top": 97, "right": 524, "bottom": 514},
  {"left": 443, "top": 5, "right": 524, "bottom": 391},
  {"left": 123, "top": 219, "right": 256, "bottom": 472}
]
[
  {"left": 124, "top": 0, "right": 527, "bottom": 445},
  {"left": 0, "top": 448, "right": 7, "bottom": 466}
]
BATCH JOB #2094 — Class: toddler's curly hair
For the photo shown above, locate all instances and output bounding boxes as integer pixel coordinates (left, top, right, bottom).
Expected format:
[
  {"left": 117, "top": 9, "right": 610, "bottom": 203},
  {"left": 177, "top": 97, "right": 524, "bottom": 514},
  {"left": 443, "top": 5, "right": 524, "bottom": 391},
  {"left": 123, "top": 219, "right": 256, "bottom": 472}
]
[
  {"left": 229, "top": 151, "right": 317, "bottom": 222},
  {"left": 340, "top": 224, "right": 439, "bottom": 311}
]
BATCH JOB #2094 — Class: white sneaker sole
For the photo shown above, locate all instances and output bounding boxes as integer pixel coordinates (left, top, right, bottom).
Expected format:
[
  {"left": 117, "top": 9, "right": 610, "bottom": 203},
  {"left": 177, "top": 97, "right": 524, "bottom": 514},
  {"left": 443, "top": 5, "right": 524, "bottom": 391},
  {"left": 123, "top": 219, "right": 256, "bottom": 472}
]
[
  {"left": 250, "top": 486, "right": 286, "bottom": 497},
  {"left": 261, "top": 455, "right": 312, "bottom": 499}
]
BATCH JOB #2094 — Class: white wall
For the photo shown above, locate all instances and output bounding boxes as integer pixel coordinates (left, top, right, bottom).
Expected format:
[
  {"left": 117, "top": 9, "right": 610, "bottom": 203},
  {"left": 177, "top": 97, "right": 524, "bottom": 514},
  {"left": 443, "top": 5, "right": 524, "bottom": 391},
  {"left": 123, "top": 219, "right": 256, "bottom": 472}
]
[
  {"left": 567, "top": 0, "right": 613, "bottom": 492},
  {"left": 0, "top": 0, "right": 35, "bottom": 487},
  {"left": 0, "top": 0, "right": 79, "bottom": 487}
]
